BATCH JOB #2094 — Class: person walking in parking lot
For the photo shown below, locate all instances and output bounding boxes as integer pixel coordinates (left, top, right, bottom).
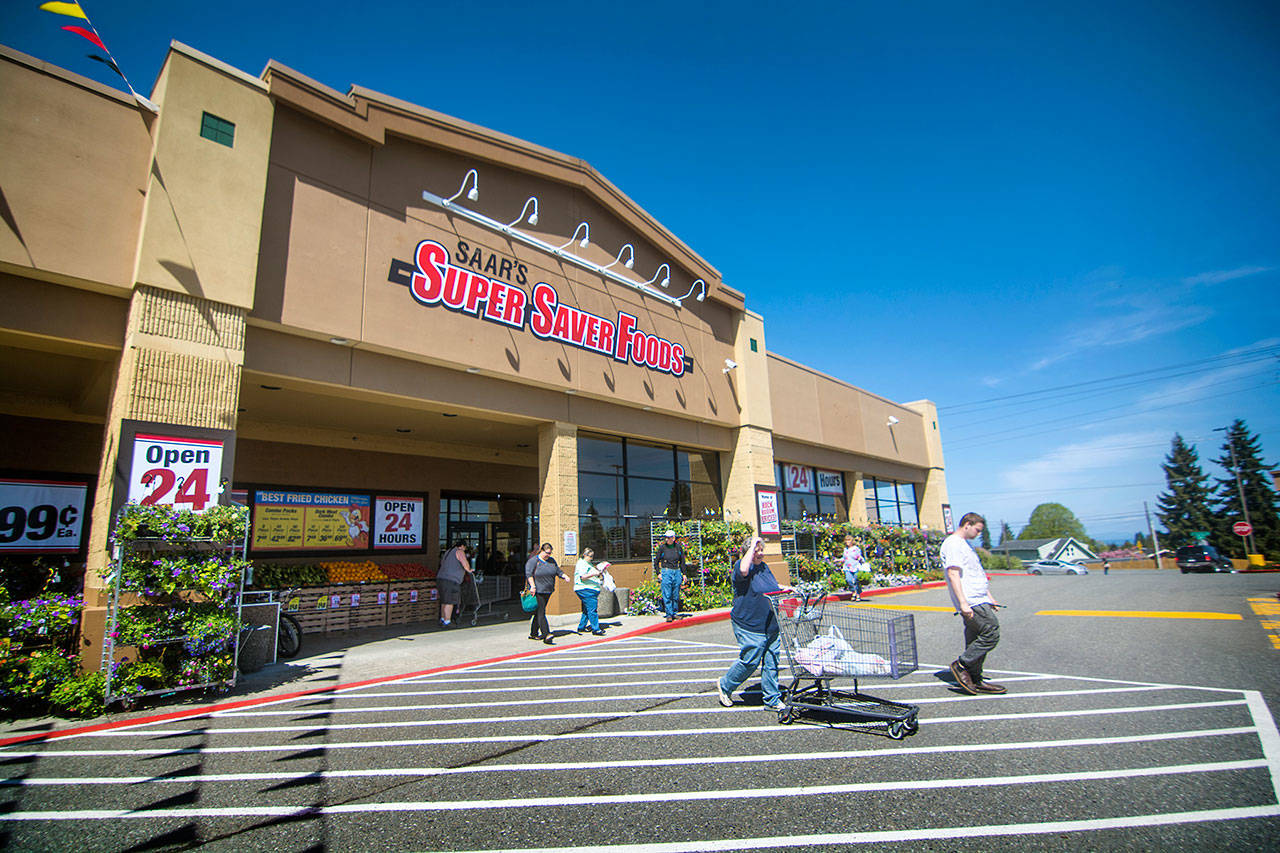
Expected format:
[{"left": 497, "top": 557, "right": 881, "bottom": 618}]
[
  {"left": 526, "top": 543, "right": 569, "bottom": 644},
  {"left": 943, "top": 512, "right": 1007, "bottom": 695},
  {"left": 715, "top": 536, "right": 785, "bottom": 711},
  {"left": 574, "top": 547, "right": 606, "bottom": 635},
  {"left": 654, "top": 529, "right": 687, "bottom": 622}
]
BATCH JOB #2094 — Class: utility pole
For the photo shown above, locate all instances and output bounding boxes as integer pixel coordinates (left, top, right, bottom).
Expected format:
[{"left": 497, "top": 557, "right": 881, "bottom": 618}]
[
  {"left": 1214, "top": 426, "right": 1257, "bottom": 556},
  {"left": 1144, "top": 501, "right": 1163, "bottom": 570}
]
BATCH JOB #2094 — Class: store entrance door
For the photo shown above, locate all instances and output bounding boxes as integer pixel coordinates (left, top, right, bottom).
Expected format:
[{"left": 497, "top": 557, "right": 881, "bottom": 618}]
[
  {"left": 447, "top": 522, "right": 486, "bottom": 573},
  {"left": 491, "top": 522, "right": 526, "bottom": 578}
]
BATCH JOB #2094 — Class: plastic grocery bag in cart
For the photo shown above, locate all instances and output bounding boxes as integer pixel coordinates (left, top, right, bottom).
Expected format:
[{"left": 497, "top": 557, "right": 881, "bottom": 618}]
[{"left": 792, "top": 625, "right": 892, "bottom": 677}]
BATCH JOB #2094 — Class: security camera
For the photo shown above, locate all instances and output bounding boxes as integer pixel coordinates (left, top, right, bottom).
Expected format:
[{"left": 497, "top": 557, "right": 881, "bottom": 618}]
[
  {"left": 886, "top": 416, "right": 900, "bottom": 426},
  {"left": 723, "top": 359, "right": 738, "bottom": 373}
]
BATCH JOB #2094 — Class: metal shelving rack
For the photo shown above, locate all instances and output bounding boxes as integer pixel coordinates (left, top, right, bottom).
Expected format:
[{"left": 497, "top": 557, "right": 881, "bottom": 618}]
[
  {"left": 99, "top": 521, "right": 249, "bottom": 708},
  {"left": 649, "top": 519, "right": 705, "bottom": 593}
]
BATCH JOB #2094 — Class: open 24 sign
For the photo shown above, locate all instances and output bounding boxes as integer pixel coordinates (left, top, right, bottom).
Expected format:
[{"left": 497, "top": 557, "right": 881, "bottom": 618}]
[
  {"left": 127, "top": 434, "right": 225, "bottom": 512},
  {"left": 374, "top": 496, "right": 423, "bottom": 549}
]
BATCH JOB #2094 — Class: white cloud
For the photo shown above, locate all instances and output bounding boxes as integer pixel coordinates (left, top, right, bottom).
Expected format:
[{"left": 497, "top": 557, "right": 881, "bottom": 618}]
[
  {"left": 1135, "top": 360, "right": 1272, "bottom": 411},
  {"left": 1181, "top": 266, "right": 1273, "bottom": 286},
  {"left": 999, "top": 431, "right": 1169, "bottom": 493},
  {"left": 1027, "top": 307, "right": 1213, "bottom": 372}
]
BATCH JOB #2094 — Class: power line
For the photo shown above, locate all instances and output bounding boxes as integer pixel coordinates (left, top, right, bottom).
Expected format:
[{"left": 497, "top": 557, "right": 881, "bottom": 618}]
[
  {"left": 939, "top": 344, "right": 1280, "bottom": 415},
  {"left": 944, "top": 380, "right": 1280, "bottom": 450}
]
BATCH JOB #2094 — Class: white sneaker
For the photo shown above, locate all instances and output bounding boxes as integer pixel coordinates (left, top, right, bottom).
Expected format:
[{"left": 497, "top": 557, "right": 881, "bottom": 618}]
[
  {"left": 764, "top": 700, "right": 787, "bottom": 712},
  {"left": 715, "top": 680, "right": 734, "bottom": 707}
]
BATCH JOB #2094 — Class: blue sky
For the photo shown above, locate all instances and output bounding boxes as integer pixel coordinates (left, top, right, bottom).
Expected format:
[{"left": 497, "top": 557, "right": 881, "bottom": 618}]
[{"left": 4, "top": 1, "right": 1278, "bottom": 543}]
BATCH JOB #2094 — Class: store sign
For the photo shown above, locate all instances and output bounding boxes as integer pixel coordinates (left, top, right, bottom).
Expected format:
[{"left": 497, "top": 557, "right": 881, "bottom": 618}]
[
  {"left": 783, "top": 465, "right": 812, "bottom": 492},
  {"left": 942, "top": 504, "right": 954, "bottom": 534},
  {"left": 816, "top": 469, "right": 844, "bottom": 495},
  {"left": 0, "top": 478, "right": 90, "bottom": 554},
  {"left": 399, "top": 240, "right": 689, "bottom": 377},
  {"left": 128, "top": 434, "right": 224, "bottom": 511},
  {"left": 756, "top": 486, "right": 780, "bottom": 537},
  {"left": 251, "top": 491, "right": 371, "bottom": 551},
  {"left": 373, "top": 496, "right": 423, "bottom": 549}
]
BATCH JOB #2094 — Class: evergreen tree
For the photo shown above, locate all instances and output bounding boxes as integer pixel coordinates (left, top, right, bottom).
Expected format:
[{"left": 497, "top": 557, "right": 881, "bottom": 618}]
[
  {"left": 1211, "top": 420, "right": 1280, "bottom": 559},
  {"left": 998, "top": 522, "right": 1013, "bottom": 546},
  {"left": 980, "top": 523, "right": 992, "bottom": 550},
  {"left": 1155, "top": 433, "right": 1218, "bottom": 550},
  {"left": 1018, "top": 503, "right": 1088, "bottom": 540}
]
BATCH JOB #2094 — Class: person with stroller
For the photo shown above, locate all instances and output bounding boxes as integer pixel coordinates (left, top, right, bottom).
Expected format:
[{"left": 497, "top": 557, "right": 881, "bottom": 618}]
[{"left": 715, "top": 535, "right": 785, "bottom": 711}]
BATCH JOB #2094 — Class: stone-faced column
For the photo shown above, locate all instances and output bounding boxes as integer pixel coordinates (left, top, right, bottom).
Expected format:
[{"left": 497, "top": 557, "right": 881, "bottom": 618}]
[{"left": 537, "top": 421, "right": 579, "bottom": 616}]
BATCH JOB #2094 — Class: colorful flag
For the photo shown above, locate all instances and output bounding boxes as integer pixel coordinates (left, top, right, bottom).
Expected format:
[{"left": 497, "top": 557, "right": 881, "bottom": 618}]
[
  {"left": 38, "top": 1, "right": 87, "bottom": 19},
  {"left": 37, "top": 1, "right": 157, "bottom": 112}
]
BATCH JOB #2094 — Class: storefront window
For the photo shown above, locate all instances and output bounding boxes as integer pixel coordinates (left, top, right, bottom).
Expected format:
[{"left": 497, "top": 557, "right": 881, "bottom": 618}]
[
  {"left": 577, "top": 433, "right": 721, "bottom": 561},
  {"left": 862, "top": 477, "right": 920, "bottom": 527},
  {"left": 775, "top": 463, "right": 847, "bottom": 520}
]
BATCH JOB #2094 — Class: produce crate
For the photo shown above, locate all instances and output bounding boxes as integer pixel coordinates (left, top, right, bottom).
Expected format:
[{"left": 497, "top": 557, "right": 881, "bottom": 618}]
[
  {"left": 291, "top": 585, "right": 331, "bottom": 635},
  {"left": 387, "top": 581, "right": 438, "bottom": 625}
]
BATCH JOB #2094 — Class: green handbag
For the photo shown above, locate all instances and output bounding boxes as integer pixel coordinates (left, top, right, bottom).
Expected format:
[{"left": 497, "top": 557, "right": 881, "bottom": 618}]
[{"left": 520, "top": 590, "right": 537, "bottom": 613}]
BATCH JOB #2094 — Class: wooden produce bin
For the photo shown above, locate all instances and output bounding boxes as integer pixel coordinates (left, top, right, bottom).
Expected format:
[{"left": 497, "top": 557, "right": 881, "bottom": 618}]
[
  {"left": 288, "top": 586, "right": 331, "bottom": 635},
  {"left": 387, "top": 580, "right": 438, "bottom": 625}
]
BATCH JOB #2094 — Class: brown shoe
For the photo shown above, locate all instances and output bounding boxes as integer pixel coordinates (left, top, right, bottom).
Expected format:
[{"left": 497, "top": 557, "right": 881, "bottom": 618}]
[
  {"left": 974, "top": 681, "right": 1007, "bottom": 694},
  {"left": 950, "top": 661, "right": 979, "bottom": 695}
]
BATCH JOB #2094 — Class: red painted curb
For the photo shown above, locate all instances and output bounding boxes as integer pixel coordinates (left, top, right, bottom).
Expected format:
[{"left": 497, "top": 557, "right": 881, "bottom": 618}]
[
  {"left": 0, "top": 614, "right": 737, "bottom": 748},
  {"left": 0, "top": 583, "right": 952, "bottom": 748}
]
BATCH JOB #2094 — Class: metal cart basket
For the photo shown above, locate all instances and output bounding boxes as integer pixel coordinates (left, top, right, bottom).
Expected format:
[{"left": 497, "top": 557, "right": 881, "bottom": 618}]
[
  {"left": 465, "top": 574, "right": 511, "bottom": 624},
  {"left": 768, "top": 591, "right": 920, "bottom": 738}
]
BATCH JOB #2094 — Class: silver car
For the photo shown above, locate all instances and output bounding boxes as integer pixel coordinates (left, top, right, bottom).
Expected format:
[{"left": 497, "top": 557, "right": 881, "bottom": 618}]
[{"left": 1025, "top": 559, "right": 1088, "bottom": 575}]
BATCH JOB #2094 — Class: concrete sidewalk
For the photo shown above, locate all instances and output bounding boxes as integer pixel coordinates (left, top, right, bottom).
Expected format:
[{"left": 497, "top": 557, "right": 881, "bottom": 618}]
[{"left": 0, "top": 602, "right": 731, "bottom": 743}]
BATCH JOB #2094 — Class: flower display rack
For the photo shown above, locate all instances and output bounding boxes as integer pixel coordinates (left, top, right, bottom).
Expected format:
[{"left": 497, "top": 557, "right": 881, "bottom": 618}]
[{"left": 99, "top": 504, "right": 250, "bottom": 708}]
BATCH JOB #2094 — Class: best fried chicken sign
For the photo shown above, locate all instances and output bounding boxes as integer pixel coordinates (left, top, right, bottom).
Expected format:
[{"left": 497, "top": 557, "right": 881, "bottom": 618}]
[{"left": 401, "top": 239, "right": 689, "bottom": 377}]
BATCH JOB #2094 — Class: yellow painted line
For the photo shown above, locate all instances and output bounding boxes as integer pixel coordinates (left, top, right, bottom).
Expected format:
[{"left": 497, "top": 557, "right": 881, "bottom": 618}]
[{"left": 1036, "top": 609, "right": 1242, "bottom": 621}]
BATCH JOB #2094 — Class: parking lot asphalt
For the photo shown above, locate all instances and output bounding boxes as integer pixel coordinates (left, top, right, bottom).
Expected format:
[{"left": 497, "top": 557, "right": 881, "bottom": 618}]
[{"left": 3, "top": 571, "right": 1279, "bottom": 851}]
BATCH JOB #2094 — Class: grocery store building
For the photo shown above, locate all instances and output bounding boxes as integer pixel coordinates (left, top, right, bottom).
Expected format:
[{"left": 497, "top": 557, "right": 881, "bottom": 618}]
[{"left": 0, "top": 42, "right": 950, "bottom": 647}]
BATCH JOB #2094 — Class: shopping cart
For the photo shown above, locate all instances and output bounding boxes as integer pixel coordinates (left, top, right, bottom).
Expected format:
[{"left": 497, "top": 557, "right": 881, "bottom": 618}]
[
  {"left": 767, "top": 590, "right": 920, "bottom": 739},
  {"left": 465, "top": 574, "right": 511, "bottom": 625}
]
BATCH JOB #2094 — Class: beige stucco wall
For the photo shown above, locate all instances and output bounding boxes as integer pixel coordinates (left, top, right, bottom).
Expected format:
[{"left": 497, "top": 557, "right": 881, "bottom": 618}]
[
  {"left": 0, "top": 46, "right": 151, "bottom": 292},
  {"left": 133, "top": 43, "right": 273, "bottom": 309}
]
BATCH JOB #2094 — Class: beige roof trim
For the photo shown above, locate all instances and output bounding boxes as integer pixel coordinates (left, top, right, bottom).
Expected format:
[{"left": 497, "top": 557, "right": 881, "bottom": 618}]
[
  {"left": 765, "top": 352, "right": 922, "bottom": 416},
  {"left": 258, "top": 59, "right": 743, "bottom": 311},
  {"left": 170, "top": 41, "right": 268, "bottom": 91},
  {"left": 0, "top": 43, "right": 138, "bottom": 107}
]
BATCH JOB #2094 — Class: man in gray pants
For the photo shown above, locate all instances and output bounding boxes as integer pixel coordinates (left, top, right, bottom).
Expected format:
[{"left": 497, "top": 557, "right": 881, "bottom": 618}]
[{"left": 942, "top": 512, "right": 1006, "bottom": 695}]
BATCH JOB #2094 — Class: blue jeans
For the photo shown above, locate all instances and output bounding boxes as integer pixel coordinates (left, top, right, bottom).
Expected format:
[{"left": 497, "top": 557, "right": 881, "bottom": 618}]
[
  {"left": 576, "top": 588, "right": 600, "bottom": 632},
  {"left": 719, "top": 622, "right": 782, "bottom": 705},
  {"left": 843, "top": 568, "right": 862, "bottom": 597},
  {"left": 660, "top": 568, "right": 683, "bottom": 618}
]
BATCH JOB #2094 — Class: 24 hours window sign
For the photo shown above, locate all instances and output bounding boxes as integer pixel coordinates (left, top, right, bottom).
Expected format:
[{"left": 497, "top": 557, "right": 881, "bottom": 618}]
[{"left": 388, "top": 240, "right": 690, "bottom": 377}]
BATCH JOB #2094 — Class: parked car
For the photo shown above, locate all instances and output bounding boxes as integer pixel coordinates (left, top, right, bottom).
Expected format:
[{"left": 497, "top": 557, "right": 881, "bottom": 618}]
[
  {"left": 1174, "top": 544, "right": 1234, "bottom": 573},
  {"left": 1025, "top": 559, "right": 1088, "bottom": 575}
]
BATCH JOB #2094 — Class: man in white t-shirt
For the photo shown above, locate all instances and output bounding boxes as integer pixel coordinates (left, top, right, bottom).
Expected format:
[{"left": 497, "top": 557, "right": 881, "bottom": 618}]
[{"left": 942, "top": 512, "right": 1006, "bottom": 695}]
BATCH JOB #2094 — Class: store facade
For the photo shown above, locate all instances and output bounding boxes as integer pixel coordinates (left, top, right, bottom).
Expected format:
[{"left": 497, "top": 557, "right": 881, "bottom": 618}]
[{"left": 0, "top": 42, "right": 949, "bottom": 660}]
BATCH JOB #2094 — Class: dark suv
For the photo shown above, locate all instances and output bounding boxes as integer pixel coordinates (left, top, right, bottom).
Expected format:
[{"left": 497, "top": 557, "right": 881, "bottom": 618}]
[{"left": 1174, "top": 544, "right": 1234, "bottom": 573}]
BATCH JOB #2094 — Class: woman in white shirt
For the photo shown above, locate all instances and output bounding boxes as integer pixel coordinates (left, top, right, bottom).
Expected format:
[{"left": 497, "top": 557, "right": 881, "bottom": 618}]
[
  {"left": 573, "top": 548, "right": 606, "bottom": 635},
  {"left": 841, "top": 534, "right": 866, "bottom": 601}
]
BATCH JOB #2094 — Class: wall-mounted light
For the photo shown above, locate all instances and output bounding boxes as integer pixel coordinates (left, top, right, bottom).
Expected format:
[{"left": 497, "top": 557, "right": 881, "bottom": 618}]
[
  {"left": 604, "top": 244, "right": 635, "bottom": 272},
  {"left": 556, "top": 222, "right": 590, "bottom": 252},
  {"left": 887, "top": 416, "right": 900, "bottom": 426},
  {"left": 723, "top": 359, "right": 738, "bottom": 373},
  {"left": 444, "top": 169, "right": 479, "bottom": 204},
  {"left": 642, "top": 263, "right": 671, "bottom": 289},
  {"left": 505, "top": 196, "right": 539, "bottom": 228},
  {"left": 422, "top": 171, "right": 684, "bottom": 307},
  {"left": 465, "top": 367, "right": 481, "bottom": 374},
  {"left": 678, "top": 279, "right": 707, "bottom": 303}
]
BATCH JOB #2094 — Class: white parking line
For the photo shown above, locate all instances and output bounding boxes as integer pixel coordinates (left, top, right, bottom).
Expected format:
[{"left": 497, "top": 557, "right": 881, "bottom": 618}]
[
  {"left": 0, "top": 699, "right": 1251, "bottom": 757},
  {"left": 0, "top": 759, "right": 1266, "bottom": 821},
  {"left": 1, "top": 726, "right": 1259, "bottom": 787}
]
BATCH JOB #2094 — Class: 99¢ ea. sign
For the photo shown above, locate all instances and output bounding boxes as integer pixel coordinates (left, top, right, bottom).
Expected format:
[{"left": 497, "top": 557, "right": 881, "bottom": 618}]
[
  {"left": 127, "top": 434, "right": 225, "bottom": 512},
  {"left": 0, "top": 477, "right": 90, "bottom": 554}
]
